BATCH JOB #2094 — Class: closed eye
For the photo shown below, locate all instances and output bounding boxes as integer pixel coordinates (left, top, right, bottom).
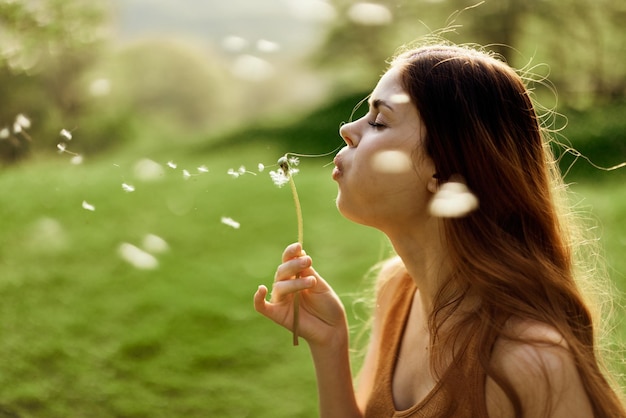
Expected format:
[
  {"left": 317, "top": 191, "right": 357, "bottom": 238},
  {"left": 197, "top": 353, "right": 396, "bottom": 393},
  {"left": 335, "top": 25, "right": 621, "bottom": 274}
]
[{"left": 368, "top": 121, "right": 386, "bottom": 129}]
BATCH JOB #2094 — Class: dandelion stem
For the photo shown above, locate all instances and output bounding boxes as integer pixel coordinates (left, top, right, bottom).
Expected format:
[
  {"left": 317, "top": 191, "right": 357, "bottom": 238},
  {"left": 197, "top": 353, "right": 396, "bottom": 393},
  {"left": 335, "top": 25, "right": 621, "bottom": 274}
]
[{"left": 287, "top": 173, "right": 304, "bottom": 346}]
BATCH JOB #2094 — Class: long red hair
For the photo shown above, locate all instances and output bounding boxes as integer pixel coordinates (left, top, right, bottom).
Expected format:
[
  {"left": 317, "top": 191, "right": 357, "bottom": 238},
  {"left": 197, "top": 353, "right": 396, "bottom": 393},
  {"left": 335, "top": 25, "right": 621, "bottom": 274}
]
[{"left": 391, "top": 44, "right": 625, "bottom": 417}]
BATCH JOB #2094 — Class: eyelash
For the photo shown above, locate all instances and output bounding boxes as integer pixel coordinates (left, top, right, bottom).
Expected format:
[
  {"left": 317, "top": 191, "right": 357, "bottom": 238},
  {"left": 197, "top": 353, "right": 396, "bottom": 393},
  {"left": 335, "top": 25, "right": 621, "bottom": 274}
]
[{"left": 368, "top": 121, "right": 386, "bottom": 129}]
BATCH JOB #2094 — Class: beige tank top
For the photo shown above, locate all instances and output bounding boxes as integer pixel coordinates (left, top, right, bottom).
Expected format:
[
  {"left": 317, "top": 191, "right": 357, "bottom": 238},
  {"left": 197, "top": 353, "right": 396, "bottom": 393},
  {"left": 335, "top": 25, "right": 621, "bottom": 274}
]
[{"left": 364, "top": 274, "right": 487, "bottom": 417}]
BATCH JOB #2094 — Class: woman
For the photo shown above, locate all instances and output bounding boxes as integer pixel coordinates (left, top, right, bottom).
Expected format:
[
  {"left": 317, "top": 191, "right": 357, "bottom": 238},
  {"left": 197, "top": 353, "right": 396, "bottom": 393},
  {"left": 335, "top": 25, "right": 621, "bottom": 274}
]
[{"left": 253, "top": 43, "right": 626, "bottom": 417}]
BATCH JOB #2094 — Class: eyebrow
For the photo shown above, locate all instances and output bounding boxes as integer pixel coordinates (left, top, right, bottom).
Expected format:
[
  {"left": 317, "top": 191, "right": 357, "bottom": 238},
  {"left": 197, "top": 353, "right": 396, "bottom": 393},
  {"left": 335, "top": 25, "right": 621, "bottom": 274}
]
[{"left": 368, "top": 98, "right": 394, "bottom": 112}]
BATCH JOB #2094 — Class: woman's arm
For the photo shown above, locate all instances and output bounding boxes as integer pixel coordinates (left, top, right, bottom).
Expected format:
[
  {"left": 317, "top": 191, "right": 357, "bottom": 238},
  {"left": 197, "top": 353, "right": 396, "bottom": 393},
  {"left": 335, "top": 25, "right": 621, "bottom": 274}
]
[{"left": 254, "top": 243, "right": 362, "bottom": 418}]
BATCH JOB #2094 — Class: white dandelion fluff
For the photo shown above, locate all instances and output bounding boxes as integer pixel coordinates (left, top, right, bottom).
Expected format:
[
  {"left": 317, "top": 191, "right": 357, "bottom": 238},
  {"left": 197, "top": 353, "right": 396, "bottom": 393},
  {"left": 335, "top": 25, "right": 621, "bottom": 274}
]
[
  {"left": 15, "top": 114, "right": 31, "bottom": 130},
  {"left": 348, "top": 2, "right": 393, "bottom": 26},
  {"left": 182, "top": 169, "right": 191, "bottom": 179},
  {"left": 133, "top": 158, "right": 164, "bottom": 181},
  {"left": 0, "top": 127, "right": 10, "bottom": 139},
  {"left": 232, "top": 54, "right": 274, "bottom": 82},
  {"left": 371, "top": 150, "right": 412, "bottom": 174},
  {"left": 221, "top": 35, "right": 248, "bottom": 52},
  {"left": 142, "top": 233, "right": 169, "bottom": 254},
  {"left": 167, "top": 161, "right": 177, "bottom": 169},
  {"left": 390, "top": 93, "right": 410, "bottom": 104},
  {"left": 429, "top": 181, "right": 479, "bottom": 218},
  {"left": 82, "top": 200, "right": 95, "bottom": 211},
  {"left": 258, "top": 163, "right": 265, "bottom": 172},
  {"left": 118, "top": 242, "right": 158, "bottom": 270},
  {"left": 122, "top": 183, "right": 135, "bottom": 193},
  {"left": 221, "top": 216, "right": 241, "bottom": 229},
  {"left": 197, "top": 165, "right": 209, "bottom": 173},
  {"left": 227, "top": 168, "right": 240, "bottom": 178},
  {"left": 70, "top": 155, "right": 84, "bottom": 165},
  {"left": 257, "top": 39, "right": 280, "bottom": 53},
  {"left": 269, "top": 169, "right": 290, "bottom": 187},
  {"left": 57, "top": 143, "right": 67, "bottom": 153},
  {"left": 60, "top": 129, "right": 72, "bottom": 140}
]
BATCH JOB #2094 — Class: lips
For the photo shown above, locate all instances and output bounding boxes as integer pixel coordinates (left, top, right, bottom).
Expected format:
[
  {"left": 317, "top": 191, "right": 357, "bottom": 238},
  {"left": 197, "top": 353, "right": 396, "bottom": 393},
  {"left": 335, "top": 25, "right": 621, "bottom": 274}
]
[{"left": 332, "top": 153, "right": 344, "bottom": 180}]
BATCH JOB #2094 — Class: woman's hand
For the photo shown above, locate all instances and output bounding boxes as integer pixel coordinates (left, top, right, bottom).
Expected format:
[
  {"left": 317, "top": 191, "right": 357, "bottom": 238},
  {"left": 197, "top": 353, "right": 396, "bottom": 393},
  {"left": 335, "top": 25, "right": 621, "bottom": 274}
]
[{"left": 254, "top": 243, "right": 348, "bottom": 347}]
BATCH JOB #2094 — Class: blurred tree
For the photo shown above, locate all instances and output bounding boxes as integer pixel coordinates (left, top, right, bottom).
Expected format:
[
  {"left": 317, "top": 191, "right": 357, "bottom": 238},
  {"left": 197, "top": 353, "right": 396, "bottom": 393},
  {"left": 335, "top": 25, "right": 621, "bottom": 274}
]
[
  {"left": 312, "top": 0, "right": 626, "bottom": 106},
  {"left": 0, "top": 0, "right": 117, "bottom": 163}
]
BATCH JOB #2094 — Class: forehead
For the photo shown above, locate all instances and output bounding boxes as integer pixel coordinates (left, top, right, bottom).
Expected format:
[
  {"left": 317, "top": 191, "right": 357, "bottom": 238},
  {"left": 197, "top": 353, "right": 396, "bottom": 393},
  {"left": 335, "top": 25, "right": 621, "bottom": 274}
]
[{"left": 371, "top": 67, "right": 406, "bottom": 99}]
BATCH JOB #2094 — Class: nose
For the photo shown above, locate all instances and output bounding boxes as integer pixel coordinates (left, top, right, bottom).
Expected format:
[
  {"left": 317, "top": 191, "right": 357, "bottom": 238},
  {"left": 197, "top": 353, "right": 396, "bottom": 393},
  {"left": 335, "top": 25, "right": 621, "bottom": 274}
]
[{"left": 339, "top": 121, "right": 358, "bottom": 147}]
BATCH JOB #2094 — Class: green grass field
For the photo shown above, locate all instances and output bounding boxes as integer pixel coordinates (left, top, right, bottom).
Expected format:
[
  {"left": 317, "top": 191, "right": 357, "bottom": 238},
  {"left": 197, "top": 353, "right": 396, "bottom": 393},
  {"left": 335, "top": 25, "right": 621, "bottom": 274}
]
[{"left": 0, "top": 129, "right": 624, "bottom": 416}]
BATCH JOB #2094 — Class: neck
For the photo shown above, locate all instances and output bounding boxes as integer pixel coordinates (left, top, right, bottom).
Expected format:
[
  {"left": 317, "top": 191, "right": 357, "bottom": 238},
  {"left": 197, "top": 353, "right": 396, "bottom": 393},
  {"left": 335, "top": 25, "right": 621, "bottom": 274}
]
[{"left": 384, "top": 217, "right": 451, "bottom": 316}]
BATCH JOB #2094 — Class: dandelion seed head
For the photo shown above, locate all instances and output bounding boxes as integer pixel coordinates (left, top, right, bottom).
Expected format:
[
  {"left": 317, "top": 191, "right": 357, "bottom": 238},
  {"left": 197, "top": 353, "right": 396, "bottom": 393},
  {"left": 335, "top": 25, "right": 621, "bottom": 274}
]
[
  {"left": 142, "top": 233, "right": 169, "bottom": 254},
  {"left": 0, "top": 127, "right": 9, "bottom": 139},
  {"left": 270, "top": 169, "right": 289, "bottom": 187},
  {"left": 82, "top": 200, "right": 95, "bottom": 211},
  {"left": 60, "top": 129, "right": 72, "bottom": 140},
  {"left": 348, "top": 2, "right": 393, "bottom": 25},
  {"left": 71, "top": 155, "right": 84, "bottom": 165},
  {"left": 118, "top": 242, "right": 158, "bottom": 270},
  {"left": 429, "top": 182, "right": 479, "bottom": 218},
  {"left": 167, "top": 161, "right": 177, "bottom": 169},
  {"left": 122, "top": 183, "right": 135, "bottom": 193},
  {"left": 258, "top": 163, "right": 265, "bottom": 172},
  {"left": 371, "top": 150, "right": 412, "bottom": 174}
]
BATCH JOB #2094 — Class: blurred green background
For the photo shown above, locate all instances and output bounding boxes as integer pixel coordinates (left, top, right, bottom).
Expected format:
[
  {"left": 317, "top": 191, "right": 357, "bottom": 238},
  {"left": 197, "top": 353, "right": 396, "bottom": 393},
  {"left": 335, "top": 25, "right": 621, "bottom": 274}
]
[{"left": 1, "top": 0, "right": 624, "bottom": 416}]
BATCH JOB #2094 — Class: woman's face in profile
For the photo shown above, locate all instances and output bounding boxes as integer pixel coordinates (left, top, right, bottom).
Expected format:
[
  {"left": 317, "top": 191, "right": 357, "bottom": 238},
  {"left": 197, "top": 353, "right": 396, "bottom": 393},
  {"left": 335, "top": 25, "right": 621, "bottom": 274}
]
[{"left": 334, "top": 66, "right": 436, "bottom": 229}]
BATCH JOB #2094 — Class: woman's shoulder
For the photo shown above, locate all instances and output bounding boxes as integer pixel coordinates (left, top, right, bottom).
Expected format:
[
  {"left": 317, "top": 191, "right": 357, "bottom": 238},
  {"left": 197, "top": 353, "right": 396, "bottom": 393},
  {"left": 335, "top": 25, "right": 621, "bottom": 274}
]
[
  {"left": 373, "top": 256, "right": 411, "bottom": 301},
  {"left": 486, "top": 318, "right": 594, "bottom": 417}
]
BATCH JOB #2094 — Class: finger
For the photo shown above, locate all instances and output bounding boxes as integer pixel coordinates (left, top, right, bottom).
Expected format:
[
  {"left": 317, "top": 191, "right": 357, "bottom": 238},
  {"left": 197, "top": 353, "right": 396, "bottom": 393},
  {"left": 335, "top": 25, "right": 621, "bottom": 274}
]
[
  {"left": 253, "top": 285, "right": 269, "bottom": 314},
  {"left": 282, "top": 242, "right": 304, "bottom": 262},
  {"left": 275, "top": 255, "right": 312, "bottom": 282},
  {"left": 270, "top": 276, "right": 316, "bottom": 303}
]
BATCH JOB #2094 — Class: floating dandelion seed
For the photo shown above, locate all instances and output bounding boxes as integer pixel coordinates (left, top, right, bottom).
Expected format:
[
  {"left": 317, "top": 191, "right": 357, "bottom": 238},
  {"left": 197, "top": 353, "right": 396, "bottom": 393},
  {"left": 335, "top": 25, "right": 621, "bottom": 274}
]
[
  {"left": 118, "top": 243, "right": 158, "bottom": 270},
  {"left": 258, "top": 163, "right": 265, "bottom": 172},
  {"left": 221, "top": 216, "right": 241, "bottom": 229},
  {"left": 257, "top": 39, "right": 280, "bottom": 53},
  {"left": 57, "top": 143, "right": 67, "bottom": 153},
  {"left": 232, "top": 54, "right": 274, "bottom": 82},
  {"left": 133, "top": 158, "right": 164, "bottom": 181},
  {"left": 348, "top": 2, "right": 393, "bottom": 25},
  {"left": 82, "top": 200, "right": 95, "bottom": 211},
  {"left": 60, "top": 129, "right": 72, "bottom": 140},
  {"left": 429, "top": 181, "right": 479, "bottom": 218},
  {"left": 390, "top": 93, "right": 410, "bottom": 104},
  {"left": 222, "top": 35, "right": 248, "bottom": 52},
  {"left": 182, "top": 169, "right": 191, "bottom": 179},
  {"left": 197, "top": 165, "right": 209, "bottom": 173},
  {"left": 15, "top": 114, "right": 31, "bottom": 130},
  {"left": 0, "top": 128, "right": 9, "bottom": 139},
  {"left": 287, "top": 0, "right": 337, "bottom": 22},
  {"left": 167, "top": 161, "right": 177, "bottom": 169},
  {"left": 122, "top": 183, "right": 135, "bottom": 193},
  {"left": 142, "top": 233, "right": 169, "bottom": 254},
  {"left": 71, "top": 155, "right": 83, "bottom": 165},
  {"left": 371, "top": 150, "right": 412, "bottom": 174},
  {"left": 227, "top": 168, "right": 240, "bottom": 178}
]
